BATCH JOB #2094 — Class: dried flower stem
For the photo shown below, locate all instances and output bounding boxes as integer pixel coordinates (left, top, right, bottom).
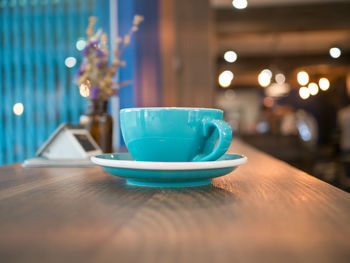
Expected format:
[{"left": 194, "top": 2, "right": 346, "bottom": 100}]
[{"left": 76, "top": 15, "right": 144, "bottom": 101}]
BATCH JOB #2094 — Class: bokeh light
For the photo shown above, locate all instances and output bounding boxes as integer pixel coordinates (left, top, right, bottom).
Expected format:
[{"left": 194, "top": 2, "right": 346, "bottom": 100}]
[
  {"left": 76, "top": 39, "right": 86, "bottom": 51},
  {"left": 79, "top": 84, "right": 90, "bottom": 97},
  {"left": 299, "top": 86, "right": 310, "bottom": 100},
  {"left": 232, "top": 0, "right": 248, "bottom": 9},
  {"left": 261, "top": 69, "right": 272, "bottom": 78},
  {"left": 263, "top": 97, "right": 274, "bottom": 108},
  {"left": 65, "top": 57, "right": 77, "bottom": 68},
  {"left": 319, "top": 77, "right": 330, "bottom": 91},
  {"left": 224, "top": 51, "right": 237, "bottom": 63},
  {"left": 13, "top": 103, "right": 24, "bottom": 116},
  {"left": 218, "top": 70, "right": 234, "bottom": 88},
  {"left": 258, "top": 69, "right": 272, "bottom": 87},
  {"left": 297, "top": 71, "right": 309, "bottom": 86},
  {"left": 224, "top": 89, "right": 236, "bottom": 100},
  {"left": 308, "top": 82, "right": 319, "bottom": 96},
  {"left": 275, "top": 73, "right": 286, "bottom": 84},
  {"left": 329, "top": 47, "right": 341, "bottom": 59}
]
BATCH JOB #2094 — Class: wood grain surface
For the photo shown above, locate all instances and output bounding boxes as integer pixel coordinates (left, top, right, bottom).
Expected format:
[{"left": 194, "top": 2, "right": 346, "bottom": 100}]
[{"left": 0, "top": 140, "right": 350, "bottom": 263}]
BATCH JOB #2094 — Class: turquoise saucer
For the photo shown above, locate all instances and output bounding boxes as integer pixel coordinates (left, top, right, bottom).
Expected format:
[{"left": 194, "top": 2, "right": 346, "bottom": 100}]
[{"left": 91, "top": 153, "right": 247, "bottom": 187}]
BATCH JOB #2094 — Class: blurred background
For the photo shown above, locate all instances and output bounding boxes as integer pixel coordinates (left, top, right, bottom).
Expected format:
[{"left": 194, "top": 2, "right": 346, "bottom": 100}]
[{"left": 1, "top": 0, "right": 350, "bottom": 190}]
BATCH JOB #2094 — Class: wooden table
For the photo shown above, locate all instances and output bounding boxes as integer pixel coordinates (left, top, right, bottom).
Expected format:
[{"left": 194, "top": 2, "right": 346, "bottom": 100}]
[{"left": 1, "top": 140, "right": 350, "bottom": 263}]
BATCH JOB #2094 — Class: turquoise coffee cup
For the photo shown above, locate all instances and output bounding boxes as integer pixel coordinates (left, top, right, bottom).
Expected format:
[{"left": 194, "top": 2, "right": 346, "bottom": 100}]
[{"left": 120, "top": 107, "right": 232, "bottom": 162}]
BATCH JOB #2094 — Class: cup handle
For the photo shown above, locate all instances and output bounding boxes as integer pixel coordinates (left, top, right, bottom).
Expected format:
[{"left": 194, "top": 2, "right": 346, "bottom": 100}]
[{"left": 192, "top": 119, "right": 232, "bottom": 162}]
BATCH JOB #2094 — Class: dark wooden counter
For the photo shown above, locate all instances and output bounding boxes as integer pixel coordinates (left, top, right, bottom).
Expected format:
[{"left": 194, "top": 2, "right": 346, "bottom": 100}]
[{"left": 0, "top": 140, "right": 350, "bottom": 263}]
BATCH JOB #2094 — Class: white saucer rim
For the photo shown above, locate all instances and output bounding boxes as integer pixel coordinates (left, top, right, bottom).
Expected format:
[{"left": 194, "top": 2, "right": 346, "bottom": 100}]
[{"left": 91, "top": 153, "right": 247, "bottom": 171}]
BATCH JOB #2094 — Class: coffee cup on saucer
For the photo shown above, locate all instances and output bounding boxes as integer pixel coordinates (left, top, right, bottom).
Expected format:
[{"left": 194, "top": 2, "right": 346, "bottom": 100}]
[{"left": 120, "top": 107, "right": 232, "bottom": 162}]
